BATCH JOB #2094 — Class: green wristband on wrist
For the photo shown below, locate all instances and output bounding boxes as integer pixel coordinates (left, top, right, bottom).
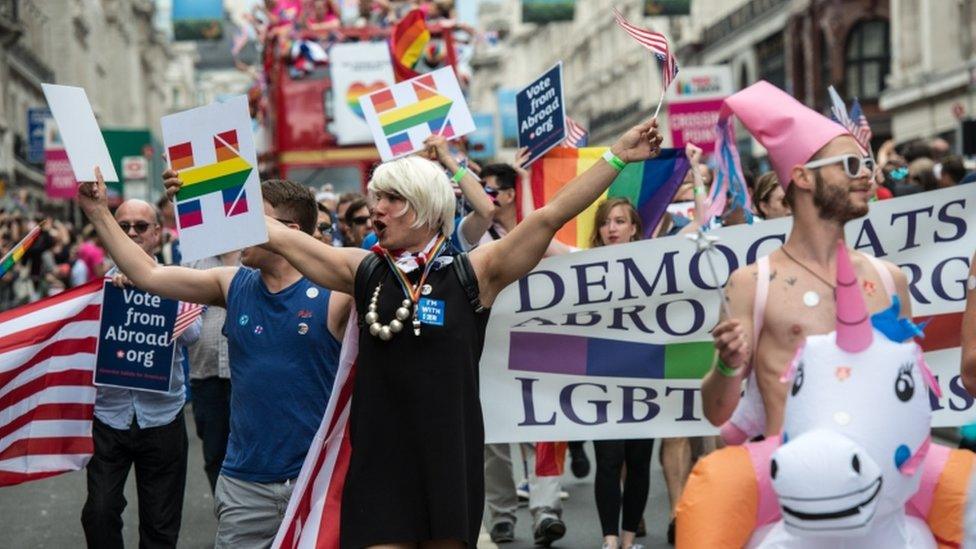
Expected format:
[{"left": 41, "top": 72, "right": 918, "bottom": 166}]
[
  {"left": 716, "top": 358, "right": 743, "bottom": 377},
  {"left": 601, "top": 149, "right": 626, "bottom": 172},
  {"left": 451, "top": 166, "right": 468, "bottom": 183}
]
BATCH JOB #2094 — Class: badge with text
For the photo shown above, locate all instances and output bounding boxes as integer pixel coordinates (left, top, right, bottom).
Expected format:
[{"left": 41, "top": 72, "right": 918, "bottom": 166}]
[
  {"left": 94, "top": 282, "right": 178, "bottom": 393},
  {"left": 417, "top": 297, "right": 445, "bottom": 326},
  {"left": 517, "top": 62, "right": 566, "bottom": 166}
]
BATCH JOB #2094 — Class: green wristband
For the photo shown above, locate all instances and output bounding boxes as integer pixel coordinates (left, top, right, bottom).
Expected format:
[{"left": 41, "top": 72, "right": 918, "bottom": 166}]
[
  {"left": 451, "top": 166, "right": 468, "bottom": 183},
  {"left": 716, "top": 358, "right": 743, "bottom": 378},
  {"left": 601, "top": 149, "right": 626, "bottom": 172}
]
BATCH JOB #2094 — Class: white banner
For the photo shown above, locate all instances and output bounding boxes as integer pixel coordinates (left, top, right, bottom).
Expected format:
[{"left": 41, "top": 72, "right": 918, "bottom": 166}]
[
  {"left": 328, "top": 42, "right": 396, "bottom": 146},
  {"left": 481, "top": 186, "right": 974, "bottom": 443}
]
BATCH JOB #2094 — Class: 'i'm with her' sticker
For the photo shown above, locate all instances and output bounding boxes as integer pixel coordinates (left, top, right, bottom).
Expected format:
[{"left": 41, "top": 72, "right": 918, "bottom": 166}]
[{"left": 417, "top": 297, "right": 445, "bottom": 326}]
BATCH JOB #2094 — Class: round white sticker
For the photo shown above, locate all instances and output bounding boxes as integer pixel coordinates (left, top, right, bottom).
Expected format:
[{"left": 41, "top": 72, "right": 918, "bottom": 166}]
[
  {"left": 803, "top": 291, "right": 820, "bottom": 308},
  {"left": 306, "top": 287, "right": 320, "bottom": 299}
]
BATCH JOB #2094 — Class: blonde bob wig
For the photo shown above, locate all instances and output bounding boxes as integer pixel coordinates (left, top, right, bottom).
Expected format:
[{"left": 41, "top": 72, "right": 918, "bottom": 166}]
[{"left": 368, "top": 156, "right": 456, "bottom": 237}]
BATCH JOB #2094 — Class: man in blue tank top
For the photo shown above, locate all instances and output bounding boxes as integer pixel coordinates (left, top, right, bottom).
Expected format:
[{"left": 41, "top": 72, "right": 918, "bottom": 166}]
[{"left": 77, "top": 177, "right": 351, "bottom": 548}]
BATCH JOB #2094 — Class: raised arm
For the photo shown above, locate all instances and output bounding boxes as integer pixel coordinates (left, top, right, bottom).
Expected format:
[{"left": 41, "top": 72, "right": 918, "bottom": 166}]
[
  {"left": 423, "top": 134, "right": 496, "bottom": 246},
  {"left": 78, "top": 169, "right": 233, "bottom": 307},
  {"left": 159, "top": 167, "right": 367, "bottom": 296},
  {"left": 701, "top": 265, "right": 756, "bottom": 426},
  {"left": 470, "top": 119, "right": 663, "bottom": 306},
  {"left": 264, "top": 218, "right": 367, "bottom": 295}
]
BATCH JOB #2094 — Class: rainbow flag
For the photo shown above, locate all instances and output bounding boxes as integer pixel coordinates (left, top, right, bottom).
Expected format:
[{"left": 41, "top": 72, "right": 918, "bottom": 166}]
[
  {"left": 530, "top": 147, "right": 690, "bottom": 248},
  {"left": 510, "top": 332, "right": 713, "bottom": 381},
  {"left": 390, "top": 9, "right": 429, "bottom": 82},
  {"left": 170, "top": 130, "right": 252, "bottom": 229},
  {"left": 0, "top": 222, "right": 45, "bottom": 278}
]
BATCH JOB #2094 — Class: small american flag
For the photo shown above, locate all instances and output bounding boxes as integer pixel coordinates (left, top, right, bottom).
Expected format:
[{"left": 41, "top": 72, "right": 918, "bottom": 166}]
[
  {"left": 563, "top": 116, "right": 589, "bottom": 148},
  {"left": 0, "top": 280, "right": 103, "bottom": 486},
  {"left": 613, "top": 8, "right": 679, "bottom": 90},
  {"left": 848, "top": 99, "right": 873, "bottom": 151},
  {"left": 173, "top": 302, "right": 205, "bottom": 340}
]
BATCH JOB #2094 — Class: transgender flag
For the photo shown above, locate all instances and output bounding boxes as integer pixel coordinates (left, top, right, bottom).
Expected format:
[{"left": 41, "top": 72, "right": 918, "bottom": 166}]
[{"left": 531, "top": 147, "right": 690, "bottom": 248}]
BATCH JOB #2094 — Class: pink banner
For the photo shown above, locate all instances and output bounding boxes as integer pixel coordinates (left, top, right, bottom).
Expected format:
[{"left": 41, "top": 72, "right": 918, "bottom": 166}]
[
  {"left": 667, "top": 98, "right": 725, "bottom": 154},
  {"left": 45, "top": 148, "right": 77, "bottom": 199}
]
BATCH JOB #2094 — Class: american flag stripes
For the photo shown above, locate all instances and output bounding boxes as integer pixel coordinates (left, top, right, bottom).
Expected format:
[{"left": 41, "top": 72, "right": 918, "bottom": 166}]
[
  {"left": 173, "top": 302, "right": 205, "bottom": 340},
  {"left": 848, "top": 99, "right": 873, "bottom": 151},
  {"left": 0, "top": 280, "right": 102, "bottom": 486},
  {"left": 612, "top": 8, "right": 679, "bottom": 90},
  {"left": 563, "top": 116, "right": 589, "bottom": 148},
  {"left": 273, "top": 312, "right": 358, "bottom": 549}
]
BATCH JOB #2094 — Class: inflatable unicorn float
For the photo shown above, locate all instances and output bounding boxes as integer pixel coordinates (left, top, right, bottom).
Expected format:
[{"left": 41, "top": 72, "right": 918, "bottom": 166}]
[{"left": 676, "top": 242, "right": 973, "bottom": 547}]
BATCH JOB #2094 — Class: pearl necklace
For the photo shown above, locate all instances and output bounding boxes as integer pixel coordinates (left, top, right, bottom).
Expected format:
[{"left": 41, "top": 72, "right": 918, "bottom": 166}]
[
  {"left": 367, "top": 235, "right": 448, "bottom": 341},
  {"left": 365, "top": 283, "right": 417, "bottom": 341}
]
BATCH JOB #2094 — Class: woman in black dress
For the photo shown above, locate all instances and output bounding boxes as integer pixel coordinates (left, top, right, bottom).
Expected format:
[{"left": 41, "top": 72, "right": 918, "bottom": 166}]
[{"left": 263, "top": 119, "right": 663, "bottom": 548}]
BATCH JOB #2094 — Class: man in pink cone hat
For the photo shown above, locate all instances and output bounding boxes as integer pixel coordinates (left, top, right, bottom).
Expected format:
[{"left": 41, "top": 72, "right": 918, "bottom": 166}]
[{"left": 702, "top": 80, "right": 913, "bottom": 441}]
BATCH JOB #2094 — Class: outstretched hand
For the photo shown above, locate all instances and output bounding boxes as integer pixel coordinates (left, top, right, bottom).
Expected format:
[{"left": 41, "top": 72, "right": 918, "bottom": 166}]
[
  {"left": 685, "top": 142, "right": 703, "bottom": 165},
  {"left": 513, "top": 147, "right": 530, "bottom": 181},
  {"left": 611, "top": 118, "right": 663, "bottom": 164},
  {"left": 163, "top": 169, "right": 182, "bottom": 202},
  {"left": 77, "top": 167, "right": 108, "bottom": 217}
]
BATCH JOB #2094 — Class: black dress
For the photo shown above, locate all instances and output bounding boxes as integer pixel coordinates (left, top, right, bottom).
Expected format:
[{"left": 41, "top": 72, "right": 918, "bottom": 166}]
[{"left": 339, "top": 251, "right": 489, "bottom": 548}]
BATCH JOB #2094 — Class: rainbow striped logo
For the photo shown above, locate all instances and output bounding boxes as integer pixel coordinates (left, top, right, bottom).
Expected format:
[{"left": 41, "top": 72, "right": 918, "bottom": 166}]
[
  {"left": 169, "top": 130, "right": 252, "bottom": 229},
  {"left": 370, "top": 74, "right": 454, "bottom": 156},
  {"left": 509, "top": 332, "right": 712, "bottom": 380}
]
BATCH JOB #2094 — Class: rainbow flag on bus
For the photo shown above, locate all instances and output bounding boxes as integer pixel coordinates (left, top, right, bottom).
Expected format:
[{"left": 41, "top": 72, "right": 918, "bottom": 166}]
[
  {"left": 390, "top": 9, "right": 429, "bottom": 82},
  {"left": 530, "top": 147, "right": 690, "bottom": 248}
]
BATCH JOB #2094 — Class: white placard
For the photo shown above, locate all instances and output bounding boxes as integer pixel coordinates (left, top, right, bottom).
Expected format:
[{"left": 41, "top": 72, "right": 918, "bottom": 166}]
[
  {"left": 329, "top": 42, "right": 396, "bottom": 145},
  {"left": 161, "top": 95, "right": 268, "bottom": 263},
  {"left": 41, "top": 84, "right": 119, "bottom": 182},
  {"left": 359, "top": 67, "right": 475, "bottom": 162}
]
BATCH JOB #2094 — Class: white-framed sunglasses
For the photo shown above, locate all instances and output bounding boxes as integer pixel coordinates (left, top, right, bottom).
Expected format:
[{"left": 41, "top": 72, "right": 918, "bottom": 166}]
[{"left": 803, "top": 154, "right": 876, "bottom": 179}]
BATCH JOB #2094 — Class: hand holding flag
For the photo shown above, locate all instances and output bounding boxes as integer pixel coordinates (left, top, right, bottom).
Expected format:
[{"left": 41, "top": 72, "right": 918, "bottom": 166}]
[{"left": 612, "top": 7, "right": 679, "bottom": 119}]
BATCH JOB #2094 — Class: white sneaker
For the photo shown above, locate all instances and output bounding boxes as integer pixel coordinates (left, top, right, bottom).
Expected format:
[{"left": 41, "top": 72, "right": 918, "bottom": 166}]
[
  {"left": 516, "top": 479, "right": 529, "bottom": 501},
  {"left": 559, "top": 489, "right": 569, "bottom": 500}
]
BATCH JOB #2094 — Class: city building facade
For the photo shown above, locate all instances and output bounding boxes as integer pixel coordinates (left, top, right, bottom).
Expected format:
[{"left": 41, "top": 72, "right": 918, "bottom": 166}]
[
  {"left": 880, "top": 0, "right": 976, "bottom": 148},
  {"left": 0, "top": 0, "right": 177, "bottom": 209},
  {"left": 470, "top": 0, "right": 909, "bottom": 163}
]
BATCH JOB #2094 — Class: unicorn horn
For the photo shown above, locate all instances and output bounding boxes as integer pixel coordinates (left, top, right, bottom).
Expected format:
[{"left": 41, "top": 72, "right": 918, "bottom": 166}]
[{"left": 835, "top": 240, "right": 872, "bottom": 352}]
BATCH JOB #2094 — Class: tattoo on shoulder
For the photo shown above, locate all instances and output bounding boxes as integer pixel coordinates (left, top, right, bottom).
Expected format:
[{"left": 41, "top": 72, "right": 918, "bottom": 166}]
[
  {"left": 769, "top": 270, "right": 777, "bottom": 281},
  {"left": 786, "top": 276, "right": 797, "bottom": 286}
]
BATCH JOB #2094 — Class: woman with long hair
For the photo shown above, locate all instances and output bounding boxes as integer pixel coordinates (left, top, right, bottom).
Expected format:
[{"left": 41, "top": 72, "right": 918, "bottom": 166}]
[{"left": 589, "top": 197, "right": 654, "bottom": 549}]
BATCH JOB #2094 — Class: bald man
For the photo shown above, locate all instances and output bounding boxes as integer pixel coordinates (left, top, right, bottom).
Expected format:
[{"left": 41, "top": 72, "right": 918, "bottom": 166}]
[{"left": 81, "top": 199, "right": 202, "bottom": 549}]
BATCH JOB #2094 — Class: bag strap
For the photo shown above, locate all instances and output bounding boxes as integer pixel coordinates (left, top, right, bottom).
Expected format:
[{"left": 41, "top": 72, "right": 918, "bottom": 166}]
[
  {"left": 452, "top": 252, "right": 487, "bottom": 313},
  {"left": 354, "top": 254, "right": 384, "bottom": 315}
]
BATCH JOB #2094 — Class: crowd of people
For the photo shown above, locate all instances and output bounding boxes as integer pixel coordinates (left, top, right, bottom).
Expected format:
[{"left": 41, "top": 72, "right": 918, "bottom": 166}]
[{"left": 3, "top": 109, "right": 975, "bottom": 547}]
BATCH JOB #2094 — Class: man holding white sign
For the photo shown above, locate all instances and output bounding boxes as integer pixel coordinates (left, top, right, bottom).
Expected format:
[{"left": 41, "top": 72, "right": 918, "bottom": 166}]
[
  {"left": 703, "top": 82, "right": 911, "bottom": 441},
  {"left": 82, "top": 199, "right": 201, "bottom": 549}
]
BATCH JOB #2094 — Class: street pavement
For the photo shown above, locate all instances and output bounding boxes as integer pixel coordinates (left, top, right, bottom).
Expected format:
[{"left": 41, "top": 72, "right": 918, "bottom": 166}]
[
  {"left": 1, "top": 407, "right": 674, "bottom": 548},
  {"left": 477, "top": 443, "right": 673, "bottom": 549}
]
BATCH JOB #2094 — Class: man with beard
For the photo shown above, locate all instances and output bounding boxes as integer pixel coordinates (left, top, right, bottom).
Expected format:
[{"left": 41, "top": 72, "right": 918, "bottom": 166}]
[{"left": 702, "top": 81, "right": 913, "bottom": 441}]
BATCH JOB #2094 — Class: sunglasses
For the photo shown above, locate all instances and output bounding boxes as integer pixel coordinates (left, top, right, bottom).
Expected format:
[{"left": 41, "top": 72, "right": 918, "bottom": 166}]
[
  {"left": 350, "top": 215, "right": 370, "bottom": 226},
  {"left": 804, "top": 154, "right": 876, "bottom": 179},
  {"left": 317, "top": 223, "right": 334, "bottom": 235},
  {"left": 118, "top": 221, "right": 154, "bottom": 234}
]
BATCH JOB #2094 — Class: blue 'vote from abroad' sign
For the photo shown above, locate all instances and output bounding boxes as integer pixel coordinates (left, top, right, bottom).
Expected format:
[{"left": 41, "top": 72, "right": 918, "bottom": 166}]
[
  {"left": 94, "top": 281, "right": 177, "bottom": 393},
  {"left": 517, "top": 62, "right": 566, "bottom": 167}
]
